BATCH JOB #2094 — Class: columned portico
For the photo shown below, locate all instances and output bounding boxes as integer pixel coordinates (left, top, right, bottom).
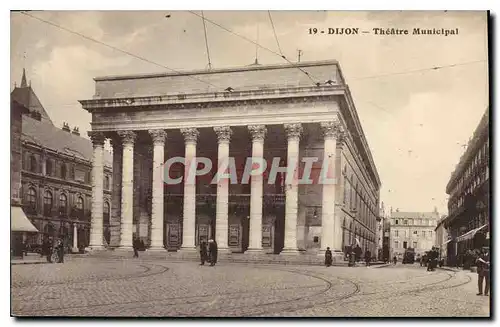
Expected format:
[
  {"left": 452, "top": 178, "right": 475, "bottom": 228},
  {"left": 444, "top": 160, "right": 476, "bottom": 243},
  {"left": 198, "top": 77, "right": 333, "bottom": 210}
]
[
  {"left": 180, "top": 128, "right": 199, "bottom": 251},
  {"left": 88, "top": 131, "right": 105, "bottom": 250},
  {"left": 118, "top": 131, "right": 136, "bottom": 249},
  {"left": 246, "top": 125, "right": 267, "bottom": 253},
  {"left": 214, "top": 126, "right": 232, "bottom": 252},
  {"left": 149, "top": 129, "right": 167, "bottom": 250},
  {"left": 281, "top": 123, "right": 302, "bottom": 254}
]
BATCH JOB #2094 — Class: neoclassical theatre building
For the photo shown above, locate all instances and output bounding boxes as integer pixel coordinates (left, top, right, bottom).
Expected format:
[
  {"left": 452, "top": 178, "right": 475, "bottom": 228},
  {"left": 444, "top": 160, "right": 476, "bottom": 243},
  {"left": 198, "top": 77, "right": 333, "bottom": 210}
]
[{"left": 80, "top": 60, "right": 381, "bottom": 257}]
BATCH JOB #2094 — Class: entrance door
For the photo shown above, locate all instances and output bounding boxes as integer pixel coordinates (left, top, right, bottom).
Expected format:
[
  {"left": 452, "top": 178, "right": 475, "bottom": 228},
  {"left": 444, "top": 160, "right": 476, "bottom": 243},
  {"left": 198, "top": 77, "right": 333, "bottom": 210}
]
[{"left": 273, "top": 207, "right": 285, "bottom": 254}]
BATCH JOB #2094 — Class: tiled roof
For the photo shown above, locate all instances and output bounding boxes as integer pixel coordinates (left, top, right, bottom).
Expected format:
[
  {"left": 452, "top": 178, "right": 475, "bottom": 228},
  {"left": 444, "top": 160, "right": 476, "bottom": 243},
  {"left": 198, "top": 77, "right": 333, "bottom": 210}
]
[
  {"left": 391, "top": 212, "right": 439, "bottom": 219},
  {"left": 21, "top": 115, "right": 112, "bottom": 166},
  {"left": 11, "top": 86, "right": 53, "bottom": 125}
]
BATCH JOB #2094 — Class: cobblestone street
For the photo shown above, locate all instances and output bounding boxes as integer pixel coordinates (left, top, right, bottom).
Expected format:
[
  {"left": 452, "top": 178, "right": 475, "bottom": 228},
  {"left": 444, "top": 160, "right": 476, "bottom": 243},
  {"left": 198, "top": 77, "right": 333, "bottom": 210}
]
[{"left": 11, "top": 258, "right": 490, "bottom": 317}]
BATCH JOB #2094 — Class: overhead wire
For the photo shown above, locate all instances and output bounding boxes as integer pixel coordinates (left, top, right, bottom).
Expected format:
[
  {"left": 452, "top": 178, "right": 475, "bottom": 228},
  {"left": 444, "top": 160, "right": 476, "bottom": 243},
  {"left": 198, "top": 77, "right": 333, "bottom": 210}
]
[
  {"left": 201, "top": 11, "right": 212, "bottom": 70},
  {"left": 19, "top": 11, "right": 220, "bottom": 90},
  {"left": 188, "top": 10, "right": 319, "bottom": 85}
]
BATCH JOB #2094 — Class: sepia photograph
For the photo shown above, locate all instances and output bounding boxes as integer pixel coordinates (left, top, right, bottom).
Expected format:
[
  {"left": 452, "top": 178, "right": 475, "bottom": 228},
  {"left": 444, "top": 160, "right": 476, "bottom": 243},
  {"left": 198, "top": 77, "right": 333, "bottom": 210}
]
[{"left": 9, "top": 9, "right": 490, "bottom": 318}]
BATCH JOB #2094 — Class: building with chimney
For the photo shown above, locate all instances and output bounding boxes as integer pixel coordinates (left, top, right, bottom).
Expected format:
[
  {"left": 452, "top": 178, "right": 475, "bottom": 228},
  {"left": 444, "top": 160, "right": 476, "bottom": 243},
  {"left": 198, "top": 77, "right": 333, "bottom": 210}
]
[{"left": 11, "top": 69, "right": 112, "bottom": 251}]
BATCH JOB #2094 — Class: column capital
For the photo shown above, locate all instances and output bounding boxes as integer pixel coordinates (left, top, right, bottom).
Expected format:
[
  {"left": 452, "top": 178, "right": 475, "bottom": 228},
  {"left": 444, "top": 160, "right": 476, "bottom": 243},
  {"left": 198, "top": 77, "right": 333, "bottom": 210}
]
[
  {"left": 180, "top": 127, "right": 199, "bottom": 144},
  {"left": 284, "top": 123, "right": 303, "bottom": 141},
  {"left": 248, "top": 125, "right": 267, "bottom": 141},
  {"left": 88, "top": 131, "right": 106, "bottom": 146},
  {"left": 214, "top": 126, "right": 232, "bottom": 143},
  {"left": 117, "top": 131, "right": 137, "bottom": 146},
  {"left": 148, "top": 129, "right": 167, "bottom": 145},
  {"left": 320, "top": 120, "right": 344, "bottom": 139}
]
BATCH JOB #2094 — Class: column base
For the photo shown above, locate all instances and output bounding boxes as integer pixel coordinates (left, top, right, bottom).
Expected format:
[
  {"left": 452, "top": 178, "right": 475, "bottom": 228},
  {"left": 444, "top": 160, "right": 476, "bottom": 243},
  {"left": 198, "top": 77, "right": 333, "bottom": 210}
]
[
  {"left": 280, "top": 248, "right": 300, "bottom": 255},
  {"left": 72, "top": 247, "right": 80, "bottom": 253}
]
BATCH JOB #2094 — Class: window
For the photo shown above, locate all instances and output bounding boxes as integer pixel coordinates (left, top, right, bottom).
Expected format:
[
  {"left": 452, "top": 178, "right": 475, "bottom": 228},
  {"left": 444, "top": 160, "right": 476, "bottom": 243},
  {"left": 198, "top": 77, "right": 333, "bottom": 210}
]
[
  {"left": 29, "top": 155, "right": 37, "bottom": 173},
  {"left": 394, "top": 230, "right": 399, "bottom": 237},
  {"left": 413, "top": 241, "right": 417, "bottom": 248},
  {"left": 104, "top": 176, "right": 110, "bottom": 190},
  {"left": 394, "top": 241, "right": 399, "bottom": 249},
  {"left": 413, "top": 230, "right": 418, "bottom": 235},
  {"left": 403, "top": 220, "right": 408, "bottom": 225},
  {"left": 422, "top": 231, "right": 426, "bottom": 237},
  {"left": 61, "top": 164, "right": 67, "bottom": 180},
  {"left": 343, "top": 176, "right": 347, "bottom": 203},
  {"left": 26, "top": 187, "right": 37, "bottom": 211},
  {"left": 46, "top": 159, "right": 53, "bottom": 176},
  {"left": 313, "top": 236, "right": 319, "bottom": 243},
  {"left": 59, "top": 193, "right": 67, "bottom": 216},
  {"left": 77, "top": 196, "right": 84, "bottom": 210},
  {"left": 403, "top": 241, "right": 408, "bottom": 249},
  {"left": 395, "top": 219, "right": 399, "bottom": 225},
  {"left": 43, "top": 191, "right": 53, "bottom": 216}
]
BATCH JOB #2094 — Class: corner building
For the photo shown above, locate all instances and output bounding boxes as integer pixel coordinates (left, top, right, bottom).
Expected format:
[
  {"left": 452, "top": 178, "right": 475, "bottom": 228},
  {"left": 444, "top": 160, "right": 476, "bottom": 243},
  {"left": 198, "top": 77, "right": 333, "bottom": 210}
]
[{"left": 80, "top": 61, "right": 381, "bottom": 259}]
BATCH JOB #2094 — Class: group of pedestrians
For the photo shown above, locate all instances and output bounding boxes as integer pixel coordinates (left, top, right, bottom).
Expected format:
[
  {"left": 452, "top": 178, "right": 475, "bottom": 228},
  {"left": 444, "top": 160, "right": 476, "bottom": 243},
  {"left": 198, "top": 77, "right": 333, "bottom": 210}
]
[
  {"left": 41, "top": 237, "right": 65, "bottom": 263},
  {"left": 199, "top": 239, "right": 218, "bottom": 266}
]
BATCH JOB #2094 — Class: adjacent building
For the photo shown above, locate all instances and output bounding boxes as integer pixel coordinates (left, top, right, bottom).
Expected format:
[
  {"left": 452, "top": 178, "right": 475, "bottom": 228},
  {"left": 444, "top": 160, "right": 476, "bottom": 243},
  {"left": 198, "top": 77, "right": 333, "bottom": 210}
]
[
  {"left": 79, "top": 60, "right": 381, "bottom": 259},
  {"left": 11, "top": 70, "right": 112, "bottom": 251},
  {"left": 435, "top": 215, "right": 449, "bottom": 262},
  {"left": 389, "top": 209, "right": 439, "bottom": 257},
  {"left": 443, "top": 108, "right": 490, "bottom": 265}
]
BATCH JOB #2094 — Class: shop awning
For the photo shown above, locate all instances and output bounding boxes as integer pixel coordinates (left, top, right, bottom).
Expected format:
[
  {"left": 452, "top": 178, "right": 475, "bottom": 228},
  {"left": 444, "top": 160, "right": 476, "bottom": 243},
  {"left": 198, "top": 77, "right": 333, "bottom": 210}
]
[
  {"left": 11, "top": 205, "right": 38, "bottom": 232},
  {"left": 456, "top": 224, "right": 488, "bottom": 242},
  {"left": 441, "top": 239, "right": 453, "bottom": 246}
]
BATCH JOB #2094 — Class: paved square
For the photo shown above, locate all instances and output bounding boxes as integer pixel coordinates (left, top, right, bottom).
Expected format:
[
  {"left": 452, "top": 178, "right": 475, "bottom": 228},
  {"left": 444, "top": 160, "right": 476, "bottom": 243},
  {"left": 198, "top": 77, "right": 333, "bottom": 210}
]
[{"left": 11, "top": 258, "right": 490, "bottom": 317}]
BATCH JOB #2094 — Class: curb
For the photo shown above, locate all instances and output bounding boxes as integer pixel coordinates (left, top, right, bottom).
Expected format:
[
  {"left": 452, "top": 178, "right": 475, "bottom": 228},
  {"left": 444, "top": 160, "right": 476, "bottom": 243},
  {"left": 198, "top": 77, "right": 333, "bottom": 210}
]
[
  {"left": 11, "top": 261, "right": 50, "bottom": 265},
  {"left": 437, "top": 267, "right": 461, "bottom": 273}
]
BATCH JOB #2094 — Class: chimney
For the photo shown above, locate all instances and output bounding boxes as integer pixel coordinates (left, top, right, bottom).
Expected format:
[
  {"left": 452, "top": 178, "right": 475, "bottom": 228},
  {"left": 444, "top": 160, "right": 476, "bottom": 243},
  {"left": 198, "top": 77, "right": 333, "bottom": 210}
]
[
  {"left": 72, "top": 127, "right": 80, "bottom": 136},
  {"left": 62, "top": 122, "right": 70, "bottom": 132}
]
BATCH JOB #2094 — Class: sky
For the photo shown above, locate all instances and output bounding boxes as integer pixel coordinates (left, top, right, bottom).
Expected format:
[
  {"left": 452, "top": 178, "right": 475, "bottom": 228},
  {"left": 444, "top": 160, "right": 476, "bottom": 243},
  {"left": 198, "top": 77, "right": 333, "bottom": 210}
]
[{"left": 10, "top": 10, "right": 489, "bottom": 215}]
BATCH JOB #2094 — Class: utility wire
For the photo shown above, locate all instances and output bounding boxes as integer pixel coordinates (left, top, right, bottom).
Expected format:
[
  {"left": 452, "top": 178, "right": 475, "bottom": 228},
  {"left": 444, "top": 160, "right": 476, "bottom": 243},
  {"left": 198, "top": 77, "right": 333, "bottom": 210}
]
[
  {"left": 201, "top": 11, "right": 212, "bottom": 70},
  {"left": 268, "top": 11, "right": 284, "bottom": 56},
  {"left": 350, "top": 60, "right": 486, "bottom": 82},
  {"left": 188, "top": 11, "right": 318, "bottom": 85},
  {"left": 19, "top": 11, "right": 220, "bottom": 89}
]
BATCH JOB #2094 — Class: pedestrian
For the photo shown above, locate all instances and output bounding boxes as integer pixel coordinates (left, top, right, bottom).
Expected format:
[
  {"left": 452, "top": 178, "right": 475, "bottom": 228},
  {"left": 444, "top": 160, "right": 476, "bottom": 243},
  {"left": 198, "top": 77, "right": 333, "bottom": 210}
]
[
  {"left": 56, "top": 238, "right": 65, "bottom": 263},
  {"left": 133, "top": 237, "right": 139, "bottom": 258},
  {"left": 476, "top": 247, "right": 490, "bottom": 296},
  {"left": 45, "top": 237, "right": 53, "bottom": 263},
  {"left": 393, "top": 255, "right": 397, "bottom": 265},
  {"left": 208, "top": 239, "right": 218, "bottom": 267},
  {"left": 199, "top": 241, "right": 208, "bottom": 266},
  {"left": 324, "top": 247, "right": 332, "bottom": 267},
  {"left": 365, "top": 250, "right": 372, "bottom": 267}
]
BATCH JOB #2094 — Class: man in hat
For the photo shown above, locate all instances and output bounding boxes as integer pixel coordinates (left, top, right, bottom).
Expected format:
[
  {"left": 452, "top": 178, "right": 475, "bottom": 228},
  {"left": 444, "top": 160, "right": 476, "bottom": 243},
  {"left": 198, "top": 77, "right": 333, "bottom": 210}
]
[
  {"left": 324, "top": 247, "right": 333, "bottom": 267},
  {"left": 476, "top": 247, "right": 490, "bottom": 296},
  {"left": 208, "top": 239, "right": 218, "bottom": 267}
]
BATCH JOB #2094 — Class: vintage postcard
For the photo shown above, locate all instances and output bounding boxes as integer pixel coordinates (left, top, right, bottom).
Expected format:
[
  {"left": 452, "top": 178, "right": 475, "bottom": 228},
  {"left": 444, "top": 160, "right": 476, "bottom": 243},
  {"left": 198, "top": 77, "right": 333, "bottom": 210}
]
[{"left": 10, "top": 10, "right": 490, "bottom": 317}]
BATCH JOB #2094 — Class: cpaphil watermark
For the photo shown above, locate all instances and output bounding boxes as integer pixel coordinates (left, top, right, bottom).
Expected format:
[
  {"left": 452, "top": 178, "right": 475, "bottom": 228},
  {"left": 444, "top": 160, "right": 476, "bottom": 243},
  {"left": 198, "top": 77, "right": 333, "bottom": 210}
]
[{"left": 162, "top": 157, "right": 337, "bottom": 185}]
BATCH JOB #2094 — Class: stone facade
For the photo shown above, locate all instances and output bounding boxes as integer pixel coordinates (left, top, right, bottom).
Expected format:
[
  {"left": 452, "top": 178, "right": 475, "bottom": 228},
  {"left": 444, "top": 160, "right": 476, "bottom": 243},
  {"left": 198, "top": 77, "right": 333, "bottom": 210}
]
[
  {"left": 389, "top": 210, "right": 439, "bottom": 257},
  {"left": 80, "top": 61, "right": 381, "bottom": 257},
  {"left": 11, "top": 72, "right": 112, "bottom": 251}
]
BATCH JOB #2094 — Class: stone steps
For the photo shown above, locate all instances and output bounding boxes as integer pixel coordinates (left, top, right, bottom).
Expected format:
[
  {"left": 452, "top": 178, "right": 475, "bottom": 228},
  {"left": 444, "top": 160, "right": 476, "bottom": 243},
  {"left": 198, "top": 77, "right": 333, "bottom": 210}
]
[{"left": 83, "top": 249, "right": 385, "bottom": 267}]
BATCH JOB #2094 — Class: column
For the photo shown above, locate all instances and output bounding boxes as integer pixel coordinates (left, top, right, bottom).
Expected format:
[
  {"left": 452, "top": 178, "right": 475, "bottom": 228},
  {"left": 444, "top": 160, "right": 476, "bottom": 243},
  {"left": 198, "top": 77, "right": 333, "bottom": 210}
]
[
  {"left": 214, "top": 126, "right": 232, "bottom": 252},
  {"left": 118, "top": 131, "right": 136, "bottom": 249},
  {"left": 110, "top": 136, "right": 122, "bottom": 248},
  {"left": 72, "top": 223, "right": 79, "bottom": 252},
  {"left": 180, "top": 128, "right": 199, "bottom": 251},
  {"left": 149, "top": 129, "right": 167, "bottom": 250},
  {"left": 88, "top": 131, "right": 105, "bottom": 250},
  {"left": 247, "top": 125, "right": 267, "bottom": 253},
  {"left": 281, "top": 123, "right": 302, "bottom": 254}
]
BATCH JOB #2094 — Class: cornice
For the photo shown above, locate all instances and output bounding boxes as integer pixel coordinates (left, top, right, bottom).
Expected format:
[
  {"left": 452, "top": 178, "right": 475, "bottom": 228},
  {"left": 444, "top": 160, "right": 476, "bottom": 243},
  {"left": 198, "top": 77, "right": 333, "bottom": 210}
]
[{"left": 80, "top": 86, "right": 342, "bottom": 113}]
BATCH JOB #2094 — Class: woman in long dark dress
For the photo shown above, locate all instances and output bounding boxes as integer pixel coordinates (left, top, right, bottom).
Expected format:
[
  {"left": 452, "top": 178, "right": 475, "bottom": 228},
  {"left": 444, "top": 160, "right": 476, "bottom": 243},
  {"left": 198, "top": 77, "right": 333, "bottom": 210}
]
[{"left": 325, "top": 247, "right": 333, "bottom": 267}]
